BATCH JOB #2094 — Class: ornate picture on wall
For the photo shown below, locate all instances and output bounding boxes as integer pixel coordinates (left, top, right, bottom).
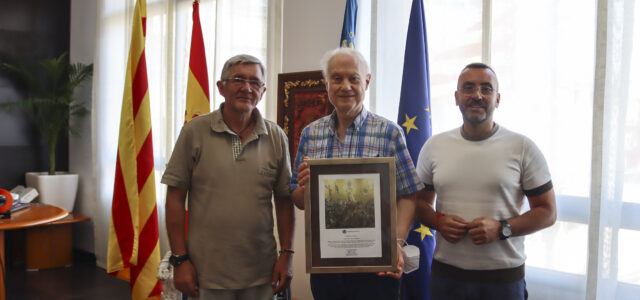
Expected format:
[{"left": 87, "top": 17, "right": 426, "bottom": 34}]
[{"left": 277, "top": 71, "right": 333, "bottom": 164}]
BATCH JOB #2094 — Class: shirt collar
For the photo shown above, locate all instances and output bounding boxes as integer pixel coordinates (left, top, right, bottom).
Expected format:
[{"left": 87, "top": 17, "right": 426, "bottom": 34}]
[
  {"left": 211, "top": 102, "right": 268, "bottom": 136},
  {"left": 459, "top": 122, "right": 500, "bottom": 141},
  {"left": 329, "top": 106, "right": 368, "bottom": 132}
]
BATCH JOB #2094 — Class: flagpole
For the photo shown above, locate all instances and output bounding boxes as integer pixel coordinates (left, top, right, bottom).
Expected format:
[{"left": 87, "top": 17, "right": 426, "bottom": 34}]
[{"left": 482, "top": 0, "right": 492, "bottom": 64}]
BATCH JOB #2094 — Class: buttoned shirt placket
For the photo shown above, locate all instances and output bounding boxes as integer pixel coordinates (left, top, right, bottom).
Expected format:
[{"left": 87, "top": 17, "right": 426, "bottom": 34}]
[{"left": 327, "top": 113, "right": 363, "bottom": 160}]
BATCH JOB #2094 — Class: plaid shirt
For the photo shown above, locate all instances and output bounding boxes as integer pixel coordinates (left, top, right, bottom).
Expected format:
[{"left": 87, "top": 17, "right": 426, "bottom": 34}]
[{"left": 291, "top": 108, "right": 424, "bottom": 196}]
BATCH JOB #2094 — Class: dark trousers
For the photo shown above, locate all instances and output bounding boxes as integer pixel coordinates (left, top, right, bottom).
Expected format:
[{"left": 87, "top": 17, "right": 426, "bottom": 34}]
[
  {"left": 310, "top": 273, "right": 399, "bottom": 300},
  {"left": 430, "top": 272, "right": 528, "bottom": 300}
]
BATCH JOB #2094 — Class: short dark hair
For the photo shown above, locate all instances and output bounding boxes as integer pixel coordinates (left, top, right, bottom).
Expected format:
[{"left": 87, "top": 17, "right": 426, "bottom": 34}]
[
  {"left": 459, "top": 62, "right": 499, "bottom": 91},
  {"left": 462, "top": 62, "right": 496, "bottom": 76}
]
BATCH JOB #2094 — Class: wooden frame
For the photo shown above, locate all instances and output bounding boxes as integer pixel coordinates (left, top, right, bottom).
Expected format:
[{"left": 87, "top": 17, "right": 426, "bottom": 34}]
[
  {"left": 304, "top": 157, "right": 398, "bottom": 274},
  {"left": 277, "top": 71, "right": 333, "bottom": 165}
]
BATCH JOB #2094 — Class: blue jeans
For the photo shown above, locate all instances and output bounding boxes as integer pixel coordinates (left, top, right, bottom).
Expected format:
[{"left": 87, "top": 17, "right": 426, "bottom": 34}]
[
  {"left": 430, "top": 272, "right": 528, "bottom": 300},
  {"left": 310, "top": 273, "right": 399, "bottom": 300}
]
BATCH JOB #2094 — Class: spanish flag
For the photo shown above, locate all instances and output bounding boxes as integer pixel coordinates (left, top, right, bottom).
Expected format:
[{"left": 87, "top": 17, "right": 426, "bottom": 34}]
[
  {"left": 184, "top": 0, "right": 210, "bottom": 123},
  {"left": 107, "top": 0, "right": 162, "bottom": 299}
]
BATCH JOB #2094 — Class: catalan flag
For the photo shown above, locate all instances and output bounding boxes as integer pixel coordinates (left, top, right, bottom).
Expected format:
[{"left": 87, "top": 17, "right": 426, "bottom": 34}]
[
  {"left": 340, "top": 0, "right": 357, "bottom": 48},
  {"left": 107, "top": 0, "right": 162, "bottom": 299},
  {"left": 184, "top": 0, "right": 210, "bottom": 123},
  {"left": 397, "top": 0, "right": 434, "bottom": 299}
]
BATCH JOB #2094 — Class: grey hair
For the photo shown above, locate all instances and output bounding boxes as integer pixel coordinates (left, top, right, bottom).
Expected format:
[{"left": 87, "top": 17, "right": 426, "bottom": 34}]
[
  {"left": 220, "top": 54, "right": 266, "bottom": 81},
  {"left": 320, "top": 48, "right": 370, "bottom": 78}
]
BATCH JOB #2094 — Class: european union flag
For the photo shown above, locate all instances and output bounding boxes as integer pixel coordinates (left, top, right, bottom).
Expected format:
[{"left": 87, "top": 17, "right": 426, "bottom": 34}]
[
  {"left": 397, "top": 0, "right": 435, "bottom": 300},
  {"left": 340, "top": 0, "right": 357, "bottom": 48}
]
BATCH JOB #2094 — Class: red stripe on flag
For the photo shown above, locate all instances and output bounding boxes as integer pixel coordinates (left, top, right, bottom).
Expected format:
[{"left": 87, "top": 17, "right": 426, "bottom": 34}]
[
  {"left": 189, "top": 1, "right": 210, "bottom": 99},
  {"left": 130, "top": 205, "right": 160, "bottom": 295},
  {"left": 136, "top": 130, "right": 154, "bottom": 193},
  {"left": 132, "top": 51, "right": 149, "bottom": 118},
  {"left": 112, "top": 153, "right": 134, "bottom": 266},
  {"left": 139, "top": 205, "right": 159, "bottom": 259},
  {"left": 150, "top": 280, "right": 162, "bottom": 297},
  {"left": 142, "top": 17, "right": 147, "bottom": 37}
]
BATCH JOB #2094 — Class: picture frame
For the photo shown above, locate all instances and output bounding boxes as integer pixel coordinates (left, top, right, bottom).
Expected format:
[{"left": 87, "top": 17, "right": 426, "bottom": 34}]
[
  {"left": 304, "top": 157, "right": 398, "bottom": 274},
  {"left": 277, "top": 71, "right": 333, "bottom": 165}
]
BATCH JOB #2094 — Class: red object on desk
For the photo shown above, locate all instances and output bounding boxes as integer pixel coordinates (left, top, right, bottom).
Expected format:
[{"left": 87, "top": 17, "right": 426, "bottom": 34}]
[{"left": 0, "top": 190, "right": 13, "bottom": 215}]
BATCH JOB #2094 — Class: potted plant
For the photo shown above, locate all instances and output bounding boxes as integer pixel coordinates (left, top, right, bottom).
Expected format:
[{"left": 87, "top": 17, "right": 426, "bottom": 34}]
[{"left": 0, "top": 52, "right": 92, "bottom": 211}]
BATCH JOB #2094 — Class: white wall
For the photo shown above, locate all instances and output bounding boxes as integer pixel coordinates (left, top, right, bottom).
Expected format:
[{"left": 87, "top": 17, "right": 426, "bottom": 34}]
[
  {"left": 283, "top": 0, "right": 343, "bottom": 73},
  {"left": 282, "top": 0, "right": 345, "bottom": 298},
  {"left": 69, "top": 0, "right": 97, "bottom": 255}
]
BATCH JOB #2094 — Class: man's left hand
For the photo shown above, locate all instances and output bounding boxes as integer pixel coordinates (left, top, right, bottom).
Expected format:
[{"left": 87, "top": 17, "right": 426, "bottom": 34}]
[
  {"left": 468, "top": 217, "right": 501, "bottom": 245},
  {"left": 271, "top": 252, "right": 293, "bottom": 294},
  {"left": 377, "top": 244, "right": 404, "bottom": 279}
]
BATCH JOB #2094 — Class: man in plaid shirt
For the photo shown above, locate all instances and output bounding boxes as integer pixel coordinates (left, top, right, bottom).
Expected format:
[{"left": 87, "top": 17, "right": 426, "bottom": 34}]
[{"left": 290, "top": 48, "right": 424, "bottom": 300}]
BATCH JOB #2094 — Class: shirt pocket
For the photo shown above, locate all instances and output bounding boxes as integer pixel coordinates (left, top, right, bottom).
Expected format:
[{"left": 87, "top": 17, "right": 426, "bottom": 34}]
[{"left": 255, "top": 166, "right": 278, "bottom": 203}]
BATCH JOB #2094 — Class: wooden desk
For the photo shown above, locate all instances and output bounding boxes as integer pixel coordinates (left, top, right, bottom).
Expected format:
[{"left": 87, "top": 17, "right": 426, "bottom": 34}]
[
  {"left": 25, "top": 212, "right": 90, "bottom": 270},
  {"left": 0, "top": 204, "right": 67, "bottom": 300}
]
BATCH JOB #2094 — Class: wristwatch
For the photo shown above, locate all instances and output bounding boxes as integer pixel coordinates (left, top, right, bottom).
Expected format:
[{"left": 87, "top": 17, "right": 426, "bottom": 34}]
[
  {"left": 169, "top": 253, "right": 189, "bottom": 267},
  {"left": 499, "top": 220, "right": 512, "bottom": 240}
]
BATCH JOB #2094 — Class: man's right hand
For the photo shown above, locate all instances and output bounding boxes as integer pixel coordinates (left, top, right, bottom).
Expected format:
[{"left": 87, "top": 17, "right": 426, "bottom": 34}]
[
  {"left": 291, "top": 156, "right": 311, "bottom": 209},
  {"left": 296, "top": 156, "right": 310, "bottom": 190},
  {"left": 438, "top": 215, "right": 469, "bottom": 243},
  {"left": 173, "top": 260, "right": 199, "bottom": 297}
]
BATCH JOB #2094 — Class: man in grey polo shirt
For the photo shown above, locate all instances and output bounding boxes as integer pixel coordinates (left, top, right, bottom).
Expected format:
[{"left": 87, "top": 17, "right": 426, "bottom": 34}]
[{"left": 162, "top": 54, "right": 295, "bottom": 299}]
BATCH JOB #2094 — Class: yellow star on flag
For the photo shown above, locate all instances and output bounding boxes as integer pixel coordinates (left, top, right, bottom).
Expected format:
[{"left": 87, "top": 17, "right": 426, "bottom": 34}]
[
  {"left": 413, "top": 224, "right": 433, "bottom": 240},
  {"left": 402, "top": 114, "right": 419, "bottom": 135}
]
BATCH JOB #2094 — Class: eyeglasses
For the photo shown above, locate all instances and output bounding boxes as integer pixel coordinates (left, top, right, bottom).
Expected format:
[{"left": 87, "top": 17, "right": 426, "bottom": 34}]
[
  {"left": 222, "top": 77, "right": 265, "bottom": 90},
  {"left": 459, "top": 86, "right": 495, "bottom": 95}
]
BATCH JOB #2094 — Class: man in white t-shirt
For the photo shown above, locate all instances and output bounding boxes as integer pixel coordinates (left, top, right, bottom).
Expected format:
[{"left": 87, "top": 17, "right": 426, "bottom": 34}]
[{"left": 415, "top": 63, "right": 557, "bottom": 299}]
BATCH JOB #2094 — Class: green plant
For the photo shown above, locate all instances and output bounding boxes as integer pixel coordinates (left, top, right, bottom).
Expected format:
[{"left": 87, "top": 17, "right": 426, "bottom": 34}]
[{"left": 0, "top": 52, "right": 93, "bottom": 175}]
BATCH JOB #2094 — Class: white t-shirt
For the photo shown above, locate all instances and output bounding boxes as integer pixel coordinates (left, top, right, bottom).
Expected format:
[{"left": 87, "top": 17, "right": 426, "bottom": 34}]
[{"left": 416, "top": 124, "right": 552, "bottom": 270}]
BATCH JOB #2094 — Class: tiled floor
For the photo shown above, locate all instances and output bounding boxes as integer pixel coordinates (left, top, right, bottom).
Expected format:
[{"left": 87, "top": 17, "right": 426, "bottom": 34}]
[{"left": 6, "top": 251, "right": 131, "bottom": 300}]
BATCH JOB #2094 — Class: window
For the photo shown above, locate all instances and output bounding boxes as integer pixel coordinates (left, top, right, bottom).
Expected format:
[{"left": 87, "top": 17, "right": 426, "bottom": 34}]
[
  {"left": 371, "top": 0, "right": 640, "bottom": 298},
  {"left": 491, "top": 2, "right": 595, "bottom": 297}
]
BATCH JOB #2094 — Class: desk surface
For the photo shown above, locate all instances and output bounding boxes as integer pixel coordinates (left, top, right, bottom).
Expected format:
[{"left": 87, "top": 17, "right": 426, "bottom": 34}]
[
  {"left": 0, "top": 204, "right": 68, "bottom": 230},
  {"left": 0, "top": 204, "right": 69, "bottom": 300}
]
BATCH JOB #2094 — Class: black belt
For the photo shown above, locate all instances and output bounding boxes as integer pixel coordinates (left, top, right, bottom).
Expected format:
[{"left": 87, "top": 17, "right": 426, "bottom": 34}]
[{"left": 432, "top": 259, "right": 525, "bottom": 283}]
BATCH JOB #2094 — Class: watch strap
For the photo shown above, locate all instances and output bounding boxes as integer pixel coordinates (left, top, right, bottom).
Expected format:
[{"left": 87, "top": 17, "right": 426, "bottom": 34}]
[
  {"left": 499, "top": 220, "right": 512, "bottom": 240},
  {"left": 169, "top": 253, "right": 189, "bottom": 267}
]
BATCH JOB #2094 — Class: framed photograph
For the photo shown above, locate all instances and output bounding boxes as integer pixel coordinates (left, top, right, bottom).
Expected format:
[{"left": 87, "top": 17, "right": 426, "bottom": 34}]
[
  {"left": 304, "top": 157, "right": 398, "bottom": 274},
  {"left": 277, "top": 71, "right": 333, "bottom": 165}
]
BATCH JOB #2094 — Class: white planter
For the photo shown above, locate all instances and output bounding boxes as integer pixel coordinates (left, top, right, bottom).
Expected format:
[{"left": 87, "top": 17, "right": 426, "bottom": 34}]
[{"left": 25, "top": 172, "right": 79, "bottom": 212}]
